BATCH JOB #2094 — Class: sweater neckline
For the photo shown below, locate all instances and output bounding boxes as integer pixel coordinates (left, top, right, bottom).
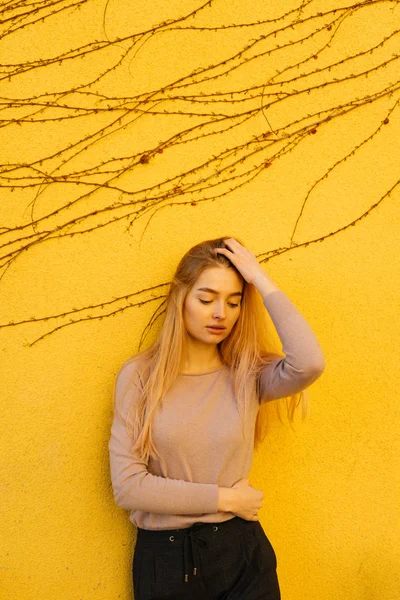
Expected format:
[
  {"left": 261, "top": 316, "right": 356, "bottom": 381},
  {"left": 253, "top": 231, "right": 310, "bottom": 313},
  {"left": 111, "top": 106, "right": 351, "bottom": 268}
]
[{"left": 179, "top": 365, "right": 226, "bottom": 376}]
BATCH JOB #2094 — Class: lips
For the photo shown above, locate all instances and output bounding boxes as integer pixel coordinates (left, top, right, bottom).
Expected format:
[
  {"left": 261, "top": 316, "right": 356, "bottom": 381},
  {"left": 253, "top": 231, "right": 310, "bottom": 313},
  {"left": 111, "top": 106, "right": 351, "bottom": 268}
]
[{"left": 206, "top": 326, "right": 226, "bottom": 331}]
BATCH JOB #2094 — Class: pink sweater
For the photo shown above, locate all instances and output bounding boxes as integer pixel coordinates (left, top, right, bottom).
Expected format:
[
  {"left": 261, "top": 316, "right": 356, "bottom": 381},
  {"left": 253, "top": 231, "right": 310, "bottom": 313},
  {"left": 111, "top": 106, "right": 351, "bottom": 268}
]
[{"left": 109, "top": 290, "right": 325, "bottom": 530}]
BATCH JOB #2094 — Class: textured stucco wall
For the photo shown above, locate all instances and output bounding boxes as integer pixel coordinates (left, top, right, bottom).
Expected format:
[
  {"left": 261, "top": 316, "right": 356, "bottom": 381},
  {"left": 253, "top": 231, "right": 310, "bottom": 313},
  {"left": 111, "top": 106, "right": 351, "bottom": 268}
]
[{"left": 1, "top": 1, "right": 399, "bottom": 599}]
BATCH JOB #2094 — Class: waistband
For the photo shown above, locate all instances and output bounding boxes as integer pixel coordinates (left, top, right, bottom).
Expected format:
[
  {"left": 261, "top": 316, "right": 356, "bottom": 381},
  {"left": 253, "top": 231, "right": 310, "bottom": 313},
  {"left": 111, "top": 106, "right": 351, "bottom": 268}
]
[{"left": 137, "top": 516, "right": 252, "bottom": 584}]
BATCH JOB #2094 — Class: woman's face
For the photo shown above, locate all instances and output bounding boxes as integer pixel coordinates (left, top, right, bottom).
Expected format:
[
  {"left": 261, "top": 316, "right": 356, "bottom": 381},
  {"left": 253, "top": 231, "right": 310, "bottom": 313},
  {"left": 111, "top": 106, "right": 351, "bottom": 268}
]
[{"left": 183, "top": 266, "right": 243, "bottom": 345}]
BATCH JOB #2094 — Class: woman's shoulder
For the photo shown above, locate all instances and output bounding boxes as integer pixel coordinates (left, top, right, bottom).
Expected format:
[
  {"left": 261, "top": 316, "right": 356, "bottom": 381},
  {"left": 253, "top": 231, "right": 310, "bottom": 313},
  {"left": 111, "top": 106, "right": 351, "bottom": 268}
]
[
  {"left": 116, "top": 351, "right": 151, "bottom": 389},
  {"left": 113, "top": 352, "right": 151, "bottom": 420}
]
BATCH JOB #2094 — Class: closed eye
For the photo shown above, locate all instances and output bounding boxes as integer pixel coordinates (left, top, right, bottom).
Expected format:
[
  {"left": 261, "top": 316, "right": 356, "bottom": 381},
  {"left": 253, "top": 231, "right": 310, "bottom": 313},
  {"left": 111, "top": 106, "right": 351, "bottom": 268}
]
[{"left": 199, "top": 299, "right": 239, "bottom": 308}]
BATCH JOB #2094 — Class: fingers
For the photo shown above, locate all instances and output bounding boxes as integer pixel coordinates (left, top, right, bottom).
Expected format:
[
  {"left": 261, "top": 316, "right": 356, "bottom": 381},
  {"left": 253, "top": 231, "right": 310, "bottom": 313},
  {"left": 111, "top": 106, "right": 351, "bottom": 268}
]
[
  {"left": 214, "top": 248, "right": 238, "bottom": 266},
  {"left": 223, "top": 238, "right": 241, "bottom": 252},
  {"left": 215, "top": 241, "right": 260, "bottom": 284},
  {"left": 220, "top": 238, "right": 256, "bottom": 258},
  {"left": 214, "top": 247, "right": 231, "bottom": 256},
  {"left": 214, "top": 238, "right": 240, "bottom": 252},
  {"left": 214, "top": 241, "right": 242, "bottom": 258}
]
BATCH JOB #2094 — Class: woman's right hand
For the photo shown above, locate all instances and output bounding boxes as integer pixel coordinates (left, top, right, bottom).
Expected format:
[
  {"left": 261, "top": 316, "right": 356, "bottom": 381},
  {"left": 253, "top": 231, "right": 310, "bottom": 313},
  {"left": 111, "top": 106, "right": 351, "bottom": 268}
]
[{"left": 229, "top": 478, "right": 264, "bottom": 521}]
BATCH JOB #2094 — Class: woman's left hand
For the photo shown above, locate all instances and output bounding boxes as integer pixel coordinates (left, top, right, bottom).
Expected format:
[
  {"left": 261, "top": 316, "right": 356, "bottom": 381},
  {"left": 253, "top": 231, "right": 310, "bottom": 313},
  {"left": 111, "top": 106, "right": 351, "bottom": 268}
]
[{"left": 214, "top": 238, "right": 266, "bottom": 285}]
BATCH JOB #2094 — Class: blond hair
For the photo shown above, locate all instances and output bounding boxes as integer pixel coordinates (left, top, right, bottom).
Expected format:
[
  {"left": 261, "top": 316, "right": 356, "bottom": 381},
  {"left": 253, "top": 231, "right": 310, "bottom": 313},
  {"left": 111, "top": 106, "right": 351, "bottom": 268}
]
[{"left": 114, "top": 236, "right": 308, "bottom": 463}]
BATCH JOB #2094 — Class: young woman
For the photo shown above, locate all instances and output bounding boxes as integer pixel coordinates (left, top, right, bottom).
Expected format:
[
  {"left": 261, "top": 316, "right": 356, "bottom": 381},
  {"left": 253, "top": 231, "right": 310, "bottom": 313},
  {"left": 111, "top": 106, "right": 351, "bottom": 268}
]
[{"left": 109, "top": 237, "right": 325, "bottom": 600}]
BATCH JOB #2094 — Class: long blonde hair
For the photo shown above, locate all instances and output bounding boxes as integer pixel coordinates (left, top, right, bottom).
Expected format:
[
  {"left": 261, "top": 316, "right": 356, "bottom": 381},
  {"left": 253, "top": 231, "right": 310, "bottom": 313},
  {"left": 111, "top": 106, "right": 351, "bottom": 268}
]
[{"left": 114, "top": 236, "right": 308, "bottom": 463}]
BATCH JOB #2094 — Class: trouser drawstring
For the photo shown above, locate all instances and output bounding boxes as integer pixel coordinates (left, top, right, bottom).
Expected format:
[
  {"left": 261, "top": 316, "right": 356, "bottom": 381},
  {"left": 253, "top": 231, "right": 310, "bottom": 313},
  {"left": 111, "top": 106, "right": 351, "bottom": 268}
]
[{"left": 168, "top": 522, "right": 218, "bottom": 583}]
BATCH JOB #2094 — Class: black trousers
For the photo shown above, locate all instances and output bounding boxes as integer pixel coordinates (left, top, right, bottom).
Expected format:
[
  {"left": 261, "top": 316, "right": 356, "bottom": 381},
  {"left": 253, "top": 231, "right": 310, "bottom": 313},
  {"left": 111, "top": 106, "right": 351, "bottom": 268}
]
[{"left": 133, "top": 516, "right": 281, "bottom": 599}]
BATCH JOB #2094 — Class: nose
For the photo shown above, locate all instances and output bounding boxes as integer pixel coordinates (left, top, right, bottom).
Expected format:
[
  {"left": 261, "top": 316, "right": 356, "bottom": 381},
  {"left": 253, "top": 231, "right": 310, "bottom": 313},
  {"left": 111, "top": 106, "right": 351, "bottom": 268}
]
[{"left": 212, "top": 302, "right": 226, "bottom": 320}]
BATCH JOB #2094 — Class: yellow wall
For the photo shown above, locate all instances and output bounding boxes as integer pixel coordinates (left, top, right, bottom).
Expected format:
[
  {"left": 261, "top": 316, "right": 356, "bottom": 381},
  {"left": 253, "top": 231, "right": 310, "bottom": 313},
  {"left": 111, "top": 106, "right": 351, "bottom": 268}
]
[{"left": 1, "top": 1, "right": 399, "bottom": 598}]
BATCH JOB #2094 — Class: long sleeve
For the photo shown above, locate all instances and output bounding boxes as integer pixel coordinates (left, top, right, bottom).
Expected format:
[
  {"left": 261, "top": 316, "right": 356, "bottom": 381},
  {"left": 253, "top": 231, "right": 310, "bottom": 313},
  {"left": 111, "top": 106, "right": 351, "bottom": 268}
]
[
  {"left": 108, "top": 361, "right": 219, "bottom": 515},
  {"left": 258, "top": 290, "right": 325, "bottom": 403}
]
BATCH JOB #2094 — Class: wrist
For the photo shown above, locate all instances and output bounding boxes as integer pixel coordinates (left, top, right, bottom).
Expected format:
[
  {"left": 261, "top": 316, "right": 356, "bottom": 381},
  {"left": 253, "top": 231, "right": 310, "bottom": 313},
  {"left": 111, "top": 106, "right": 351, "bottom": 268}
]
[
  {"left": 252, "top": 271, "right": 280, "bottom": 297},
  {"left": 218, "top": 487, "right": 235, "bottom": 512}
]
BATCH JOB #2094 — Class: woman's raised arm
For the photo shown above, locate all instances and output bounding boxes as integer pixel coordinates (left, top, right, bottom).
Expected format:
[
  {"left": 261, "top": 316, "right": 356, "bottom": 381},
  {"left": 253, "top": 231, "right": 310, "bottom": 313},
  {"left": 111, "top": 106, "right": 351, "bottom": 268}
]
[{"left": 257, "top": 289, "right": 325, "bottom": 402}]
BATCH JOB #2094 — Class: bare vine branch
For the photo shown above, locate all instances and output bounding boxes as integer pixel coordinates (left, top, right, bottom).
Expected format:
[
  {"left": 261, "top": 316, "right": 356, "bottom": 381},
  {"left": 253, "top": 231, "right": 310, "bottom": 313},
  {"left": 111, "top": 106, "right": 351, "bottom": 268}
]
[{"left": 1, "top": 0, "right": 399, "bottom": 345}]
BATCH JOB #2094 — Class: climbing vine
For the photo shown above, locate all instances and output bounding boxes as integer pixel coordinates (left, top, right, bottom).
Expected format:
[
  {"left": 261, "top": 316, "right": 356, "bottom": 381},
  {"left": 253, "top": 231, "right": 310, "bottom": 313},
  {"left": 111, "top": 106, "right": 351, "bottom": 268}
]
[{"left": 1, "top": 0, "right": 399, "bottom": 345}]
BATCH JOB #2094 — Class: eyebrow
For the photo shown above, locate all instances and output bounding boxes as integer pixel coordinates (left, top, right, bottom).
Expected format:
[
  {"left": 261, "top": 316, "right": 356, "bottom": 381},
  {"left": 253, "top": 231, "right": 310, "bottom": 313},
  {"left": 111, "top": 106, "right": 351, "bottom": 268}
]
[{"left": 196, "top": 287, "right": 243, "bottom": 297}]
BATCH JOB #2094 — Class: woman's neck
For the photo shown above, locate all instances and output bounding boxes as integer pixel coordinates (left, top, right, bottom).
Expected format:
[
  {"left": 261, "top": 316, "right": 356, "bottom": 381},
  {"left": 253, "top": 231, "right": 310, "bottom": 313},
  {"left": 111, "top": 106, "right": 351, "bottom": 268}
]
[{"left": 179, "top": 340, "right": 223, "bottom": 374}]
